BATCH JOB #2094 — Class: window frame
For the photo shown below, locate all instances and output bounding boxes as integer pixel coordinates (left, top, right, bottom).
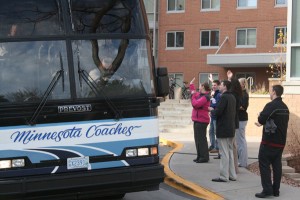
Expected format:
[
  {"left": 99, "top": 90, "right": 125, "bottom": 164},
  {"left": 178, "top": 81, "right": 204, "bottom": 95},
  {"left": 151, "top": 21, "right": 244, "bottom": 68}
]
[
  {"left": 237, "top": 0, "right": 257, "bottom": 9},
  {"left": 201, "top": 0, "right": 220, "bottom": 11},
  {"left": 199, "top": 73, "right": 219, "bottom": 85},
  {"left": 200, "top": 29, "right": 220, "bottom": 48},
  {"left": 143, "top": 0, "right": 155, "bottom": 21},
  {"left": 168, "top": 73, "right": 184, "bottom": 87},
  {"left": 275, "top": 0, "right": 287, "bottom": 7},
  {"left": 274, "top": 26, "right": 287, "bottom": 46},
  {"left": 167, "top": 0, "right": 185, "bottom": 13},
  {"left": 166, "top": 31, "right": 184, "bottom": 50},
  {"left": 236, "top": 28, "right": 257, "bottom": 48}
]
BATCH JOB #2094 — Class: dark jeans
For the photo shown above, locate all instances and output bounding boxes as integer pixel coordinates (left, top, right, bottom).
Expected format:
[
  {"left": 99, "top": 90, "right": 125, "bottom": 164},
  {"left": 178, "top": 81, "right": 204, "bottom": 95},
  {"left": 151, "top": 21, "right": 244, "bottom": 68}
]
[
  {"left": 258, "top": 144, "right": 283, "bottom": 194},
  {"left": 193, "top": 121, "right": 209, "bottom": 161}
]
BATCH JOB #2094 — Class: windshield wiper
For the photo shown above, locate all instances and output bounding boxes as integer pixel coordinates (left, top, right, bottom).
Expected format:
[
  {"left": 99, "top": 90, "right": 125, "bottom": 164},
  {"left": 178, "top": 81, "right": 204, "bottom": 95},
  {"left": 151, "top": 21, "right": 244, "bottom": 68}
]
[
  {"left": 28, "top": 53, "right": 65, "bottom": 125},
  {"left": 78, "top": 59, "right": 122, "bottom": 120}
]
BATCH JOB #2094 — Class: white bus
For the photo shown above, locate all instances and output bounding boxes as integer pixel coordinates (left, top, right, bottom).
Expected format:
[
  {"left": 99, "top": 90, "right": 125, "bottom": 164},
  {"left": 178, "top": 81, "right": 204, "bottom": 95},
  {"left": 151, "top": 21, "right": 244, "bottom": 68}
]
[{"left": 0, "top": 0, "right": 169, "bottom": 199}]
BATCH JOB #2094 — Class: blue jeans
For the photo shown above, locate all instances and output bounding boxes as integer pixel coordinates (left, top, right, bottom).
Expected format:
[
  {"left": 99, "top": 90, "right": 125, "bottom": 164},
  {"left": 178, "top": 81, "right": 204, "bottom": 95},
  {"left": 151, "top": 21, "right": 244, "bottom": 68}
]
[
  {"left": 235, "top": 121, "right": 248, "bottom": 167},
  {"left": 208, "top": 119, "right": 218, "bottom": 149}
]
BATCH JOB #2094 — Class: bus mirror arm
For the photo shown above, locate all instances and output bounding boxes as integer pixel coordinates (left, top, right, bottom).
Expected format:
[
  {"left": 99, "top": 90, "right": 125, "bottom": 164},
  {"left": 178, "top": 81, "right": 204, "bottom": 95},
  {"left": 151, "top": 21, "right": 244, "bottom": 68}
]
[{"left": 78, "top": 68, "right": 122, "bottom": 120}]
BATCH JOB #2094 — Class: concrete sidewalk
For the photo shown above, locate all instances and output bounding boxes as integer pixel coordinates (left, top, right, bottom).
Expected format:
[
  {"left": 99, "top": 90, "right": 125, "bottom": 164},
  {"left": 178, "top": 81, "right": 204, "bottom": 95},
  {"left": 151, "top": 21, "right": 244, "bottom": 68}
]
[{"left": 160, "top": 130, "right": 300, "bottom": 200}]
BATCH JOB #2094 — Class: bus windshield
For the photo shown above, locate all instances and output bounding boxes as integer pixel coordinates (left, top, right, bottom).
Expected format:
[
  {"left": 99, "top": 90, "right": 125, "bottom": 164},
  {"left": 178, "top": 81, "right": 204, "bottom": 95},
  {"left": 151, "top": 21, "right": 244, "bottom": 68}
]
[
  {"left": 0, "top": 0, "right": 154, "bottom": 103},
  {"left": 74, "top": 39, "right": 153, "bottom": 99}
]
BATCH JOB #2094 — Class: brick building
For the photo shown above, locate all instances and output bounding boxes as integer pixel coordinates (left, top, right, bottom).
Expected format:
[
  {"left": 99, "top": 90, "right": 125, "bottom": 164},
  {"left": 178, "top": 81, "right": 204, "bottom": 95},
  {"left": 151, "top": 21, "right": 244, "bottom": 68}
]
[{"left": 158, "top": 0, "right": 287, "bottom": 90}]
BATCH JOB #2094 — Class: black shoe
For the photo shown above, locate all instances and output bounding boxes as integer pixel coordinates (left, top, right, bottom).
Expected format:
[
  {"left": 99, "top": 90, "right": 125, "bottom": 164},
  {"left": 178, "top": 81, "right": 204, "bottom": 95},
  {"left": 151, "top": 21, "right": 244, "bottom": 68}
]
[
  {"left": 214, "top": 155, "right": 221, "bottom": 159},
  {"left": 229, "top": 177, "right": 236, "bottom": 181},
  {"left": 212, "top": 178, "right": 227, "bottom": 182},
  {"left": 273, "top": 191, "right": 280, "bottom": 197},
  {"left": 193, "top": 158, "right": 199, "bottom": 162},
  {"left": 255, "top": 191, "right": 272, "bottom": 198},
  {"left": 195, "top": 159, "right": 209, "bottom": 163}
]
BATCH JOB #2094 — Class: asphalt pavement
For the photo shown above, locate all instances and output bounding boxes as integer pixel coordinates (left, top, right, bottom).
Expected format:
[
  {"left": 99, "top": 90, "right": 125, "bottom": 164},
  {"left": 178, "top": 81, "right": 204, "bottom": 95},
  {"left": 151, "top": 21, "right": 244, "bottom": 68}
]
[{"left": 159, "top": 130, "right": 300, "bottom": 200}]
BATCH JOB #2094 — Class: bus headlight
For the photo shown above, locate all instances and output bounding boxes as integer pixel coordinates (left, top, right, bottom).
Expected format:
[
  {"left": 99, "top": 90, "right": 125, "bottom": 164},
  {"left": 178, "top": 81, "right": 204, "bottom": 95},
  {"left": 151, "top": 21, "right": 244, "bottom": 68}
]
[
  {"left": 125, "top": 146, "right": 158, "bottom": 158},
  {"left": 126, "top": 149, "right": 137, "bottom": 157},
  {"left": 0, "top": 160, "right": 11, "bottom": 169},
  {"left": 138, "top": 148, "right": 149, "bottom": 156},
  {"left": 12, "top": 159, "right": 25, "bottom": 168},
  {"left": 0, "top": 159, "right": 25, "bottom": 169}
]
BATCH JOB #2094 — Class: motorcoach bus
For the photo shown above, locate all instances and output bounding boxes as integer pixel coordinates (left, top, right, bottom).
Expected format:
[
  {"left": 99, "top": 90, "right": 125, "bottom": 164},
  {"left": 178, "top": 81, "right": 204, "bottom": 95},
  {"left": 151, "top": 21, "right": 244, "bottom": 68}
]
[{"left": 0, "top": 0, "right": 169, "bottom": 199}]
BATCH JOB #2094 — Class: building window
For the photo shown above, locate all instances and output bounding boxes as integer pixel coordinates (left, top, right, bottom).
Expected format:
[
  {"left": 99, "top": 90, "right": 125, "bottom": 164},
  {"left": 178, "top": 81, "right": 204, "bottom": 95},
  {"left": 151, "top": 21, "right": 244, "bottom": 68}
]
[
  {"left": 237, "top": 0, "right": 257, "bottom": 8},
  {"left": 275, "top": 0, "right": 287, "bottom": 6},
  {"left": 168, "top": 0, "right": 185, "bottom": 12},
  {"left": 199, "top": 73, "right": 219, "bottom": 84},
  {"left": 201, "top": 0, "right": 220, "bottom": 10},
  {"left": 166, "top": 31, "right": 184, "bottom": 49},
  {"left": 236, "top": 73, "right": 255, "bottom": 91},
  {"left": 168, "top": 73, "right": 183, "bottom": 86},
  {"left": 274, "top": 27, "right": 287, "bottom": 45},
  {"left": 236, "top": 28, "right": 256, "bottom": 47},
  {"left": 201, "top": 30, "right": 219, "bottom": 47},
  {"left": 144, "top": 0, "right": 155, "bottom": 21}
]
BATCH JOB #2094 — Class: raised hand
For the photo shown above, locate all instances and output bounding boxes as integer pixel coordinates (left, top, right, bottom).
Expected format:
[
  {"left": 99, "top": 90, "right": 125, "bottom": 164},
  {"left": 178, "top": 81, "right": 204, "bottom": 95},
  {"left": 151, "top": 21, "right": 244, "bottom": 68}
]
[
  {"left": 190, "top": 77, "right": 195, "bottom": 84},
  {"left": 209, "top": 73, "right": 213, "bottom": 82}
]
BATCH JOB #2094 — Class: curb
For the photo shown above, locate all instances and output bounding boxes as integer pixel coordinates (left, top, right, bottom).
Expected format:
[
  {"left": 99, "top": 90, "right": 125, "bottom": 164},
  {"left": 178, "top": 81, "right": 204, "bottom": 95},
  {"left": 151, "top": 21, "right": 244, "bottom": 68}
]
[{"left": 160, "top": 138, "right": 224, "bottom": 200}]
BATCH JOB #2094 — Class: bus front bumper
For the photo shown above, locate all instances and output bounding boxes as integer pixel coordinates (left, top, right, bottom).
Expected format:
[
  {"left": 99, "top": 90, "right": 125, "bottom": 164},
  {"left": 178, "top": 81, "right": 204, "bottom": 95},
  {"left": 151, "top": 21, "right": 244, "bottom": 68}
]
[{"left": 0, "top": 164, "right": 164, "bottom": 199}]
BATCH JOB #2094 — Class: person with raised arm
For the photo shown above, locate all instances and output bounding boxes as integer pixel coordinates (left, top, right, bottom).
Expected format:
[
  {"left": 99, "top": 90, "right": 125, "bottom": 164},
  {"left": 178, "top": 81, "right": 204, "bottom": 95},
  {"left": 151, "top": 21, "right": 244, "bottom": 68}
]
[{"left": 190, "top": 78, "right": 211, "bottom": 163}]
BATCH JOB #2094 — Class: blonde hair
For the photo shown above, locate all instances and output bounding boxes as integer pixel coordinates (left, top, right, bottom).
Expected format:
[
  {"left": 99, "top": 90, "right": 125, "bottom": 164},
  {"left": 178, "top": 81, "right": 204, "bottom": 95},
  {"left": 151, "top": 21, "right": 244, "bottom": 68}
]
[{"left": 239, "top": 78, "right": 248, "bottom": 92}]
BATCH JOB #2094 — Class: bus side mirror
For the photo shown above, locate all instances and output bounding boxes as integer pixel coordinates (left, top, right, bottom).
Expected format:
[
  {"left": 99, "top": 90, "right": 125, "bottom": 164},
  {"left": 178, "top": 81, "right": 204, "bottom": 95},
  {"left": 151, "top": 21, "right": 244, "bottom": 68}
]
[{"left": 156, "top": 67, "right": 169, "bottom": 97}]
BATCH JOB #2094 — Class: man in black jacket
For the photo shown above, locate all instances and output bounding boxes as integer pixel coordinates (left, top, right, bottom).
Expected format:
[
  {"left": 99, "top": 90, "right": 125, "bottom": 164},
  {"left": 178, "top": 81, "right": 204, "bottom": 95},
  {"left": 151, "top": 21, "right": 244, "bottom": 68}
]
[
  {"left": 254, "top": 85, "right": 289, "bottom": 198},
  {"left": 209, "top": 80, "right": 237, "bottom": 182}
]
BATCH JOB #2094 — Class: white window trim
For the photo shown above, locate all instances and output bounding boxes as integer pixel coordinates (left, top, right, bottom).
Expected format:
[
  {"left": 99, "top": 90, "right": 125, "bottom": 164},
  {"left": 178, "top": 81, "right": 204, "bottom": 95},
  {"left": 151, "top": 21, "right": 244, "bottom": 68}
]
[
  {"left": 200, "top": 30, "right": 220, "bottom": 48},
  {"left": 199, "top": 73, "right": 219, "bottom": 85},
  {"left": 236, "top": 0, "right": 257, "bottom": 9},
  {"left": 200, "top": 0, "right": 220, "bottom": 12},
  {"left": 167, "top": 0, "right": 185, "bottom": 13},
  {"left": 274, "top": 26, "right": 287, "bottom": 46},
  {"left": 166, "top": 31, "right": 185, "bottom": 50},
  {"left": 236, "top": 28, "right": 257, "bottom": 48}
]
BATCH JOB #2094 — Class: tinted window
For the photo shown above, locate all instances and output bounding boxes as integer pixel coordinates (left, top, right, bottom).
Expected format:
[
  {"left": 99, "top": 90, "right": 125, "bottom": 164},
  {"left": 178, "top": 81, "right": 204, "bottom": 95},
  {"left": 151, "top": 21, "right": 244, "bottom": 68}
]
[
  {"left": 0, "top": 0, "right": 64, "bottom": 37},
  {"left": 70, "top": 0, "right": 145, "bottom": 34},
  {"left": 73, "top": 39, "right": 154, "bottom": 98},
  {"left": 0, "top": 41, "right": 70, "bottom": 103}
]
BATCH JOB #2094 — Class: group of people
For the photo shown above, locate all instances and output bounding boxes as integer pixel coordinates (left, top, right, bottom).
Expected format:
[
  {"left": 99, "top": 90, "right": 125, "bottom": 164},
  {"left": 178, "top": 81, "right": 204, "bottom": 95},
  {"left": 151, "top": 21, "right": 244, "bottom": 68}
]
[{"left": 189, "top": 70, "right": 289, "bottom": 198}]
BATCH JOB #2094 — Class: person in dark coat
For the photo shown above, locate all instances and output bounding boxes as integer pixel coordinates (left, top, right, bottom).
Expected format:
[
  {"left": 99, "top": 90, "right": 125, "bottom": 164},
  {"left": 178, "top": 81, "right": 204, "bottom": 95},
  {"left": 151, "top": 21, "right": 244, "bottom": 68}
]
[
  {"left": 254, "top": 85, "right": 289, "bottom": 198},
  {"left": 209, "top": 80, "right": 237, "bottom": 182}
]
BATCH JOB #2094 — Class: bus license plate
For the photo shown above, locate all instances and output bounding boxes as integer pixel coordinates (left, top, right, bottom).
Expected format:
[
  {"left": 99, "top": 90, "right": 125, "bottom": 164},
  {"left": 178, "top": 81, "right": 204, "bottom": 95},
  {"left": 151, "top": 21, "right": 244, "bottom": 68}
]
[{"left": 67, "top": 157, "right": 89, "bottom": 170}]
